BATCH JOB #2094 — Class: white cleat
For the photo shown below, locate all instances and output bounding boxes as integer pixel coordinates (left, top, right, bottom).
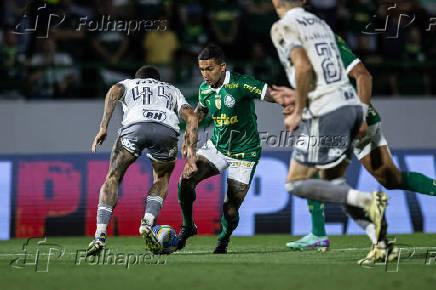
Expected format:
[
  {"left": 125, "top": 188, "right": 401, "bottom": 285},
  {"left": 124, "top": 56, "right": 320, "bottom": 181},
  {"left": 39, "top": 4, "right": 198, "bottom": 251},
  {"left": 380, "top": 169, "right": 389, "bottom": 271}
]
[
  {"left": 364, "top": 191, "right": 389, "bottom": 241},
  {"left": 139, "top": 219, "right": 161, "bottom": 254}
]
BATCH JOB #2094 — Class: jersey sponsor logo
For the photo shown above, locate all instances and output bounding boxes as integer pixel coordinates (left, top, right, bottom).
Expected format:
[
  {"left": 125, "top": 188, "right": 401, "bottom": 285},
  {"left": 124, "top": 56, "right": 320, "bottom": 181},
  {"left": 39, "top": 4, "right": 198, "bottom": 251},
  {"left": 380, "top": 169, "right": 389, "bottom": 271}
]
[
  {"left": 201, "top": 89, "right": 212, "bottom": 94},
  {"left": 212, "top": 114, "right": 238, "bottom": 127},
  {"left": 295, "top": 17, "right": 325, "bottom": 27},
  {"left": 215, "top": 95, "right": 222, "bottom": 110},
  {"left": 243, "top": 84, "right": 262, "bottom": 95},
  {"left": 224, "top": 83, "right": 238, "bottom": 89},
  {"left": 224, "top": 94, "right": 235, "bottom": 108},
  {"left": 229, "top": 161, "right": 254, "bottom": 168},
  {"left": 143, "top": 110, "right": 167, "bottom": 121}
]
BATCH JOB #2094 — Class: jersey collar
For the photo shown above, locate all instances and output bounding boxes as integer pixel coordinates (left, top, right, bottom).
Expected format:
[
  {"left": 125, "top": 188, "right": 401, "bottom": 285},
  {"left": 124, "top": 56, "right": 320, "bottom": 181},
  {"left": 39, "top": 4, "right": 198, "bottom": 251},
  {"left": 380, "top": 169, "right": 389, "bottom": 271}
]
[
  {"left": 283, "top": 7, "right": 304, "bottom": 19},
  {"left": 211, "top": 71, "right": 230, "bottom": 93}
]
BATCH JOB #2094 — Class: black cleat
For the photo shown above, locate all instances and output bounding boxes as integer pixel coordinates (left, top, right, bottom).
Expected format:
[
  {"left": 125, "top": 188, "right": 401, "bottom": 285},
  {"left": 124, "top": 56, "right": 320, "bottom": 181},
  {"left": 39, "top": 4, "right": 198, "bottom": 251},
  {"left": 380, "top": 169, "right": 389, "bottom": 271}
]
[
  {"left": 176, "top": 224, "right": 197, "bottom": 250},
  {"left": 213, "top": 238, "right": 229, "bottom": 254}
]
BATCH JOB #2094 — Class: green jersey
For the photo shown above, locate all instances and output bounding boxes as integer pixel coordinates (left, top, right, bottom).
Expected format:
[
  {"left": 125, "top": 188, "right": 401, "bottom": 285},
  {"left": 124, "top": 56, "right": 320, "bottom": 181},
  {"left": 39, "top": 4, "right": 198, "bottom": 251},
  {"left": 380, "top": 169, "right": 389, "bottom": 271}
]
[
  {"left": 198, "top": 71, "right": 267, "bottom": 162},
  {"left": 335, "top": 35, "right": 381, "bottom": 126}
]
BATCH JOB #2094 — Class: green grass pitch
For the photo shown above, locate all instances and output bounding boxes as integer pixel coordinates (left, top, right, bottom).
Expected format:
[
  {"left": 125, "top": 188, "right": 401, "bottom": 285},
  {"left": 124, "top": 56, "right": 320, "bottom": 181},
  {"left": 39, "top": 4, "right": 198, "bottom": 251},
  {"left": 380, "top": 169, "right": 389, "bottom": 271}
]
[{"left": 1, "top": 234, "right": 435, "bottom": 290}]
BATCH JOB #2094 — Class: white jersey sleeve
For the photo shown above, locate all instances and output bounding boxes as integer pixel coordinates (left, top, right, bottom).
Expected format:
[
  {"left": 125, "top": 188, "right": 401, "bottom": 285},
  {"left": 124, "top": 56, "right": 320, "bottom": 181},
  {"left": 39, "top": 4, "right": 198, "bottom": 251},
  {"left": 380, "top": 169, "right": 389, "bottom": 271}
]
[
  {"left": 174, "top": 88, "right": 190, "bottom": 118},
  {"left": 271, "top": 8, "right": 360, "bottom": 118},
  {"left": 118, "top": 78, "right": 190, "bottom": 133}
]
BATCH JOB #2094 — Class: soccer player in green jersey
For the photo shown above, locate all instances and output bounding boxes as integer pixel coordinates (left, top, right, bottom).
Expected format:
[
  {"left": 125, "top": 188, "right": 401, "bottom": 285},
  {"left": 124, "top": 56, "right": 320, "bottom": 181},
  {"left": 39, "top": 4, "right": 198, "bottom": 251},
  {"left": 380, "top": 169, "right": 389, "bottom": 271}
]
[
  {"left": 177, "top": 44, "right": 282, "bottom": 253},
  {"left": 272, "top": 34, "right": 436, "bottom": 263}
]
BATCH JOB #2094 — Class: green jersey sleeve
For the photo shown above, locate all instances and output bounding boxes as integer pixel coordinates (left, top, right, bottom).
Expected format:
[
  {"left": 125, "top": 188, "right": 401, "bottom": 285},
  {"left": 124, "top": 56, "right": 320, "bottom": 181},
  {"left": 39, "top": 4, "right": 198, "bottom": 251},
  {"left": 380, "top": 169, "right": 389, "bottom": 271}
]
[
  {"left": 335, "top": 34, "right": 360, "bottom": 74},
  {"left": 238, "top": 75, "right": 267, "bottom": 100}
]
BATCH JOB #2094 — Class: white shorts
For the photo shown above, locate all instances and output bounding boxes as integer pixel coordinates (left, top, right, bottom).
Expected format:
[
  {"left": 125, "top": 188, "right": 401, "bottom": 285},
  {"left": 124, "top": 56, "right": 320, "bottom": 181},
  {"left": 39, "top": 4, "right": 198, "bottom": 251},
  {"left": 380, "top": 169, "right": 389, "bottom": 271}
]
[
  {"left": 353, "top": 122, "right": 388, "bottom": 160},
  {"left": 197, "top": 140, "right": 258, "bottom": 185}
]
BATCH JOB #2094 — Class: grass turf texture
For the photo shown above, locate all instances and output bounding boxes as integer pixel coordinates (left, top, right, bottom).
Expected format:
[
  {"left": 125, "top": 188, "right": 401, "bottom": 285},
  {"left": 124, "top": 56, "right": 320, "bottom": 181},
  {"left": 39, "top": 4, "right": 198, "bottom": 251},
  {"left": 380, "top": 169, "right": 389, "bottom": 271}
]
[{"left": 1, "top": 234, "right": 435, "bottom": 290}]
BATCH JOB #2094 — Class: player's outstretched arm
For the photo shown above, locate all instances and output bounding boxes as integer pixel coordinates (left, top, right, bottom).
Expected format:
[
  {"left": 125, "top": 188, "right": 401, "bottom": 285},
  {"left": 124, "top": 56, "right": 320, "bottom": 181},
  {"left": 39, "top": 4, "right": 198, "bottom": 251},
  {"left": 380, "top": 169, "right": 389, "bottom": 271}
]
[
  {"left": 270, "top": 85, "right": 296, "bottom": 106},
  {"left": 181, "top": 105, "right": 199, "bottom": 178},
  {"left": 194, "top": 103, "right": 209, "bottom": 124},
  {"left": 263, "top": 86, "right": 291, "bottom": 106},
  {"left": 348, "top": 62, "right": 372, "bottom": 106},
  {"left": 348, "top": 62, "right": 372, "bottom": 138},
  {"left": 284, "top": 47, "right": 312, "bottom": 133},
  {"left": 91, "top": 84, "right": 124, "bottom": 152}
]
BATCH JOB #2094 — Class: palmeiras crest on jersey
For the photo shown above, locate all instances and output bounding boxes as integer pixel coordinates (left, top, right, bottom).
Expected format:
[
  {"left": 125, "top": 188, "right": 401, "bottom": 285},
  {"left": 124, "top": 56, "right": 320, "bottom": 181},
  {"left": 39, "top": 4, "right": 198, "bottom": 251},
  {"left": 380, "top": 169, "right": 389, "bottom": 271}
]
[{"left": 224, "top": 94, "right": 235, "bottom": 108}]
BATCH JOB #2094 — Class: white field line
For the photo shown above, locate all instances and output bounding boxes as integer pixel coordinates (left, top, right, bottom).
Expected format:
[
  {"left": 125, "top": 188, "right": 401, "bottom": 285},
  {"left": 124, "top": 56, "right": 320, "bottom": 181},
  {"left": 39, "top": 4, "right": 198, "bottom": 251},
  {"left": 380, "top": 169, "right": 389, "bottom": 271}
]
[{"left": 0, "top": 247, "right": 433, "bottom": 256}]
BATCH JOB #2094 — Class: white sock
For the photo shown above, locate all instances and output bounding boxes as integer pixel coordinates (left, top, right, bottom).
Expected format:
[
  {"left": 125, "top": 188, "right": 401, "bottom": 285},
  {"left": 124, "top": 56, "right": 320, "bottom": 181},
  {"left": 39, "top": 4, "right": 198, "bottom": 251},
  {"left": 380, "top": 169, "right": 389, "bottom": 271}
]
[
  {"left": 365, "top": 223, "right": 377, "bottom": 245},
  {"left": 95, "top": 224, "right": 107, "bottom": 239},
  {"left": 143, "top": 212, "right": 155, "bottom": 226},
  {"left": 346, "top": 189, "right": 372, "bottom": 208}
]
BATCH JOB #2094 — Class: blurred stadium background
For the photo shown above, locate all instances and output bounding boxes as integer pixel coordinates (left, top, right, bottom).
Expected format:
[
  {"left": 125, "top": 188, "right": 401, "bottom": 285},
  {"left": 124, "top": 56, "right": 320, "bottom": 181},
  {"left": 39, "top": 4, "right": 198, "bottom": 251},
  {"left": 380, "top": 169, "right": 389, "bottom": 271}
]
[{"left": 1, "top": 0, "right": 436, "bottom": 240}]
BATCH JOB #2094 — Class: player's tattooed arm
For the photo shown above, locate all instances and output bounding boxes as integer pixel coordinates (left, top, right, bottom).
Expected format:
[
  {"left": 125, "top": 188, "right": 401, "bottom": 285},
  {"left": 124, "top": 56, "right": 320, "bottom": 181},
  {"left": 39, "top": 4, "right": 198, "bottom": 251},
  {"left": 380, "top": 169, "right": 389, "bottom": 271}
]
[
  {"left": 180, "top": 105, "right": 199, "bottom": 178},
  {"left": 195, "top": 103, "right": 209, "bottom": 124},
  {"left": 91, "top": 84, "right": 124, "bottom": 152}
]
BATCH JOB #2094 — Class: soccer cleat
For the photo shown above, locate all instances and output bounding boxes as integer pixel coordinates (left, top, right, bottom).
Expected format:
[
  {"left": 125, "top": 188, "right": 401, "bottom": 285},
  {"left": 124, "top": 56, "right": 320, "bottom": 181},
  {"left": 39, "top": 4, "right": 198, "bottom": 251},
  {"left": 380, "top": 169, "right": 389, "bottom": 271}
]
[
  {"left": 86, "top": 233, "right": 106, "bottom": 257},
  {"left": 285, "top": 233, "right": 330, "bottom": 251},
  {"left": 213, "top": 238, "right": 229, "bottom": 254},
  {"left": 139, "top": 219, "right": 162, "bottom": 254},
  {"left": 176, "top": 224, "right": 197, "bottom": 250},
  {"left": 358, "top": 240, "right": 399, "bottom": 265},
  {"left": 363, "top": 191, "right": 389, "bottom": 242}
]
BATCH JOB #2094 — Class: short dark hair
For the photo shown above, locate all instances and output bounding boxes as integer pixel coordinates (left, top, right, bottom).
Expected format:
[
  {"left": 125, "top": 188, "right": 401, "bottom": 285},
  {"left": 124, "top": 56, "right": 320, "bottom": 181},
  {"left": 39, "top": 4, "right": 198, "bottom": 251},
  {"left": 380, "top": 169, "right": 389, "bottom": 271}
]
[
  {"left": 278, "top": 0, "right": 304, "bottom": 7},
  {"left": 135, "top": 65, "right": 160, "bottom": 80},
  {"left": 198, "top": 44, "right": 225, "bottom": 64}
]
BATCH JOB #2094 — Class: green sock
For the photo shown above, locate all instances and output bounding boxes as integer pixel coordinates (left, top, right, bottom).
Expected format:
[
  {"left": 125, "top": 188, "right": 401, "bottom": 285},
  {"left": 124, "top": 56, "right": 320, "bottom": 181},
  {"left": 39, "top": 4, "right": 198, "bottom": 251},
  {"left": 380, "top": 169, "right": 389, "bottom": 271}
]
[
  {"left": 218, "top": 214, "right": 239, "bottom": 241},
  {"left": 177, "top": 182, "right": 196, "bottom": 227},
  {"left": 307, "top": 172, "right": 327, "bottom": 237},
  {"left": 401, "top": 171, "right": 436, "bottom": 196},
  {"left": 308, "top": 199, "right": 327, "bottom": 236}
]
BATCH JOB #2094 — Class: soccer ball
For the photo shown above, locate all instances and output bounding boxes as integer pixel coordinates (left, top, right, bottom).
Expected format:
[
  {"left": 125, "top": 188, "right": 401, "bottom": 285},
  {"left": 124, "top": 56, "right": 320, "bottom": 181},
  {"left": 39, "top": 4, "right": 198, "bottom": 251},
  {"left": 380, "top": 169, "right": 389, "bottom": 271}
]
[{"left": 152, "top": 225, "right": 179, "bottom": 254}]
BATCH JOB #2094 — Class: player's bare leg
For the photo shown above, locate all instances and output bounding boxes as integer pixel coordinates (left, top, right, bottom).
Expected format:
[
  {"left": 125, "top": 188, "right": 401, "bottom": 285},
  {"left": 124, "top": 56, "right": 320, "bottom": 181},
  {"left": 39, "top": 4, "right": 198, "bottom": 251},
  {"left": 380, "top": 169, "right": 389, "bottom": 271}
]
[
  {"left": 139, "top": 160, "right": 175, "bottom": 253},
  {"left": 361, "top": 145, "right": 436, "bottom": 195},
  {"left": 214, "top": 179, "right": 250, "bottom": 254},
  {"left": 87, "top": 138, "right": 138, "bottom": 256},
  {"left": 177, "top": 155, "right": 220, "bottom": 250}
]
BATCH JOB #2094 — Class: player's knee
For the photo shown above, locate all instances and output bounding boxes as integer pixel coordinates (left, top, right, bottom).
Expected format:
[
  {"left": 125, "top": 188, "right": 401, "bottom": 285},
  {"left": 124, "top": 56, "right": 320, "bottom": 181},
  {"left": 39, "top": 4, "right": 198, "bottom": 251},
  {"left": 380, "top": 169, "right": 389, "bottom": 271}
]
[
  {"left": 374, "top": 166, "right": 401, "bottom": 190},
  {"left": 285, "top": 180, "right": 302, "bottom": 196},
  {"left": 223, "top": 201, "right": 241, "bottom": 217},
  {"left": 179, "top": 176, "right": 198, "bottom": 192},
  {"left": 226, "top": 195, "right": 245, "bottom": 209},
  {"left": 104, "top": 173, "right": 122, "bottom": 187}
]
